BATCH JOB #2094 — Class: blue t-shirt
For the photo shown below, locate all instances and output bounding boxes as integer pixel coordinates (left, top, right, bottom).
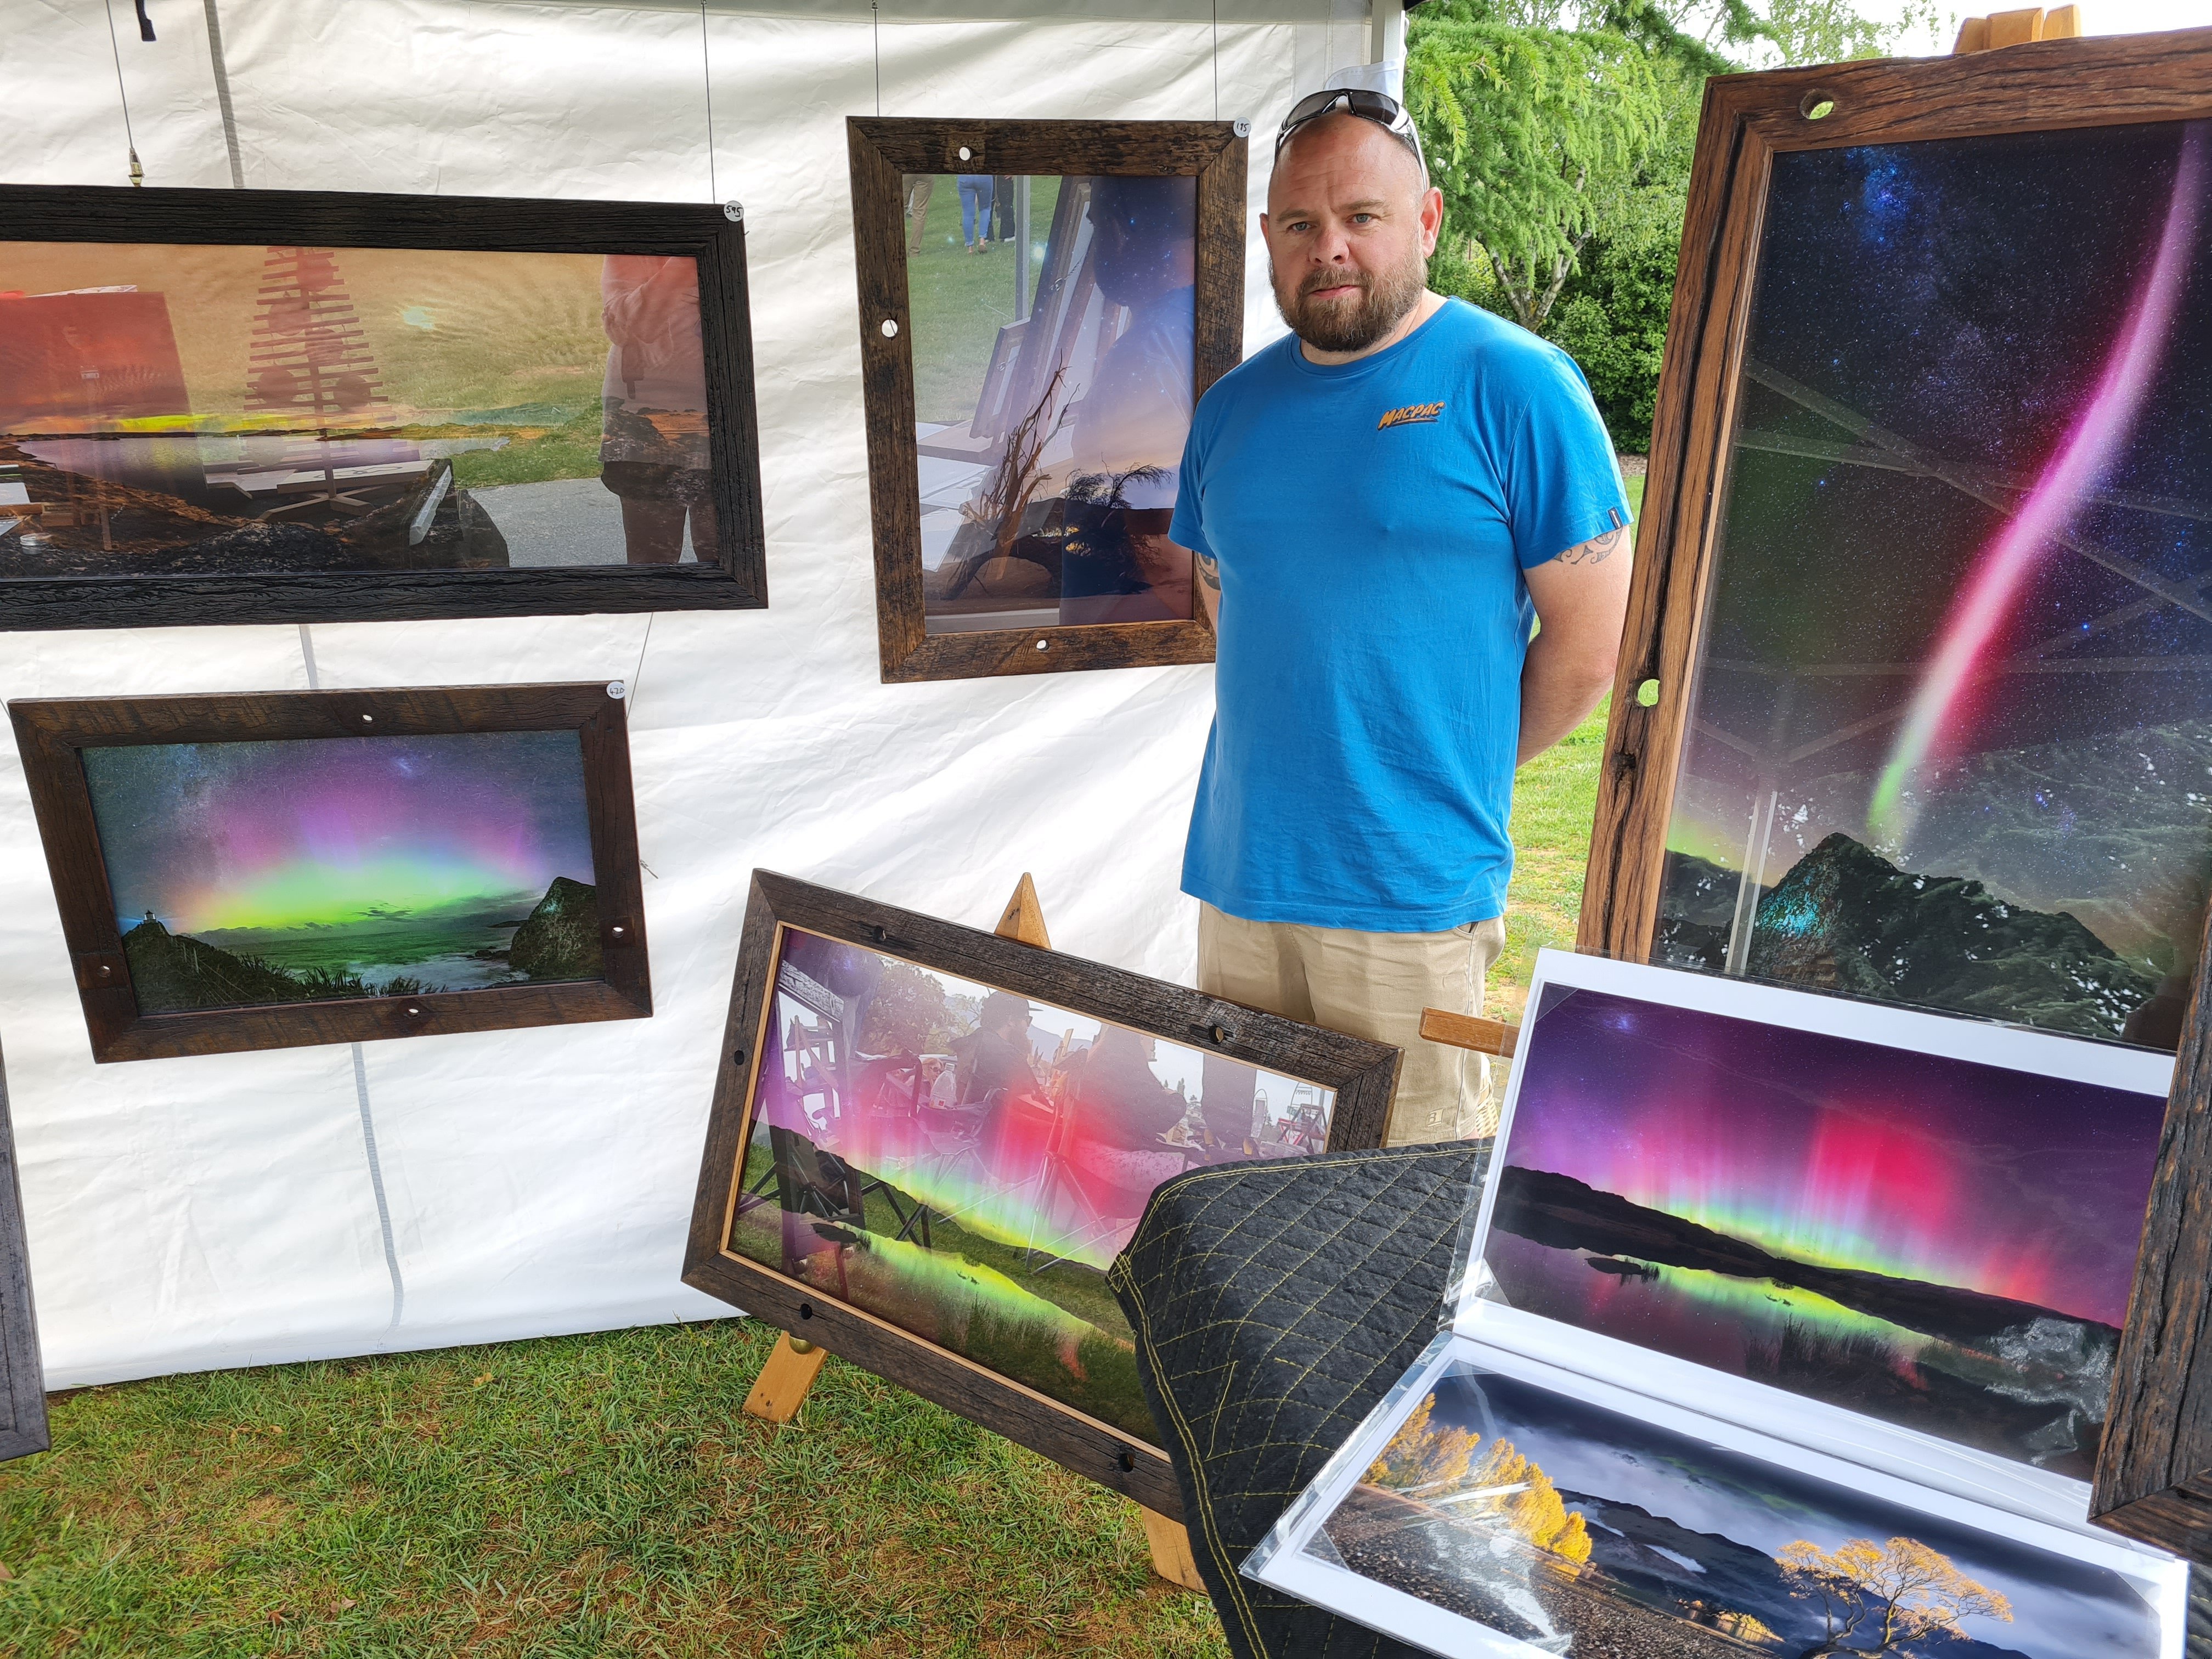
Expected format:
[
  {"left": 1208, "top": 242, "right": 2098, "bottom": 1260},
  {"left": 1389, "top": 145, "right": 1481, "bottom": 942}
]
[{"left": 1171, "top": 298, "right": 1628, "bottom": 932}]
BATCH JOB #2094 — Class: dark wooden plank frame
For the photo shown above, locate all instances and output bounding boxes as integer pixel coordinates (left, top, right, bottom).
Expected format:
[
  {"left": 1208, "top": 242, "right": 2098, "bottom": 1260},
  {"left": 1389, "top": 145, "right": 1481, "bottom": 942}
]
[
  {"left": 0, "top": 184, "right": 765, "bottom": 627},
  {"left": 2101, "top": 905, "right": 2212, "bottom": 1558},
  {"left": 847, "top": 118, "right": 1245, "bottom": 682},
  {"left": 1559, "top": 32, "right": 2212, "bottom": 1557},
  {"left": 0, "top": 1040, "right": 50, "bottom": 1463},
  {"left": 1576, "top": 30, "right": 2212, "bottom": 969},
  {"left": 682, "top": 871, "right": 1399, "bottom": 1516},
  {"left": 9, "top": 682, "right": 651, "bottom": 1062}
]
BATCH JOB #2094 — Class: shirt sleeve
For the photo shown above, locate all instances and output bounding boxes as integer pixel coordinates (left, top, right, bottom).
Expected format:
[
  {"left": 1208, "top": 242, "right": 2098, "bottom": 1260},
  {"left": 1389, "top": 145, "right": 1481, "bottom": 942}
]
[
  {"left": 1508, "top": 346, "right": 1632, "bottom": 570},
  {"left": 1167, "top": 414, "right": 1212, "bottom": 556}
]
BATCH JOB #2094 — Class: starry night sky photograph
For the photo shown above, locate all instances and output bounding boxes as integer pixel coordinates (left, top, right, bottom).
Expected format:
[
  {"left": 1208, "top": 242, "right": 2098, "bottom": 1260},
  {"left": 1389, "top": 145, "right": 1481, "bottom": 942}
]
[{"left": 1660, "top": 120, "right": 2212, "bottom": 1043}]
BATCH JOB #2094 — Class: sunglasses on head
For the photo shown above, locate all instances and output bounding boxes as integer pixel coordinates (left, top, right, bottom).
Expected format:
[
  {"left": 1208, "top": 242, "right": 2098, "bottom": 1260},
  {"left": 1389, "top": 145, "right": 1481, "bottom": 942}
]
[{"left": 1274, "top": 88, "right": 1427, "bottom": 173}]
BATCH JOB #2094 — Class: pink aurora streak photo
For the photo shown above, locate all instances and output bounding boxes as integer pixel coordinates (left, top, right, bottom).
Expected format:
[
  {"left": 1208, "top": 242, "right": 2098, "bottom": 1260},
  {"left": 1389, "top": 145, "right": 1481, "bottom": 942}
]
[
  {"left": 1867, "top": 122, "right": 2209, "bottom": 842},
  {"left": 1495, "top": 988, "right": 2162, "bottom": 1328}
]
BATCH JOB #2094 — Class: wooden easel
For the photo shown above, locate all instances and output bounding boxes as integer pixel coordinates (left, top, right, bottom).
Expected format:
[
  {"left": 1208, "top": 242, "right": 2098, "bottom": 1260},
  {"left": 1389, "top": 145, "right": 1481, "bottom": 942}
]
[
  {"left": 739, "top": 873, "right": 1206, "bottom": 1594},
  {"left": 1951, "top": 4, "right": 2081, "bottom": 52}
]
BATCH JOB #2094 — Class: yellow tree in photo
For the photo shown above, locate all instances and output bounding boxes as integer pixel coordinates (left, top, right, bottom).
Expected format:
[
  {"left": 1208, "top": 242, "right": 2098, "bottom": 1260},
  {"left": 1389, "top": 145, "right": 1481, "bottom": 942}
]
[
  {"left": 1364, "top": 1393, "right": 1481, "bottom": 1492},
  {"left": 1779, "top": 1537, "right": 2012, "bottom": 1657},
  {"left": 1362, "top": 1398, "right": 1591, "bottom": 1565},
  {"left": 1466, "top": 1438, "right": 1593, "bottom": 1566}
]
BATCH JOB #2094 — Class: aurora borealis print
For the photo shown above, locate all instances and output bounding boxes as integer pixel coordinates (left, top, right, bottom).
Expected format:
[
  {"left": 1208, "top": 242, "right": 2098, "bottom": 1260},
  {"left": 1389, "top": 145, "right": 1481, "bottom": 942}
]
[
  {"left": 1659, "top": 121, "right": 2212, "bottom": 1049},
  {"left": 729, "top": 927, "right": 1334, "bottom": 1440},
  {"left": 83, "top": 731, "right": 601, "bottom": 1012},
  {"left": 1479, "top": 984, "right": 2164, "bottom": 1475}
]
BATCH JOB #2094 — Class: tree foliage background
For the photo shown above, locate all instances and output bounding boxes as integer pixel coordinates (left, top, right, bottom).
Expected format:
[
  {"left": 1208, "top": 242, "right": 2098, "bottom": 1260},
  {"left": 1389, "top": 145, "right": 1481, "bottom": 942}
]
[{"left": 1409, "top": 0, "right": 1940, "bottom": 452}]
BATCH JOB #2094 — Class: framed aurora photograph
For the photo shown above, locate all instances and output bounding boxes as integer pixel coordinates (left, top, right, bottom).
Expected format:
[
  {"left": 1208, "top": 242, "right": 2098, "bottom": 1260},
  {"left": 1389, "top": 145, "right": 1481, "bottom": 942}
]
[
  {"left": 847, "top": 119, "right": 1245, "bottom": 681},
  {"left": 10, "top": 682, "right": 650, "bottom": 1061},
  {"left": 683, "top": 872, "right": 1397, "bottom": 1512},
  {"left": 1582, "top": 33, "right": 2212, "bottom": 1052},
  {"left": 0, "top": 183, "right": 764, "bottom": 628}
]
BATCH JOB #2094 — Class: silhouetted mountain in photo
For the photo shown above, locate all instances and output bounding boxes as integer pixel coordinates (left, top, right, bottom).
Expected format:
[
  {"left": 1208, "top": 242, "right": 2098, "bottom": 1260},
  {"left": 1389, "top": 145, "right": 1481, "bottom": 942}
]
[
  {"left": 1497, "top": 1166, "right": 2104, "bottom": 1352},
  {"left": 1492, "top": 1166, "right": 2118, "bottom": 1471},
  {"left": 121, "top": 915, "right": 315, "bottom": 1012},
  {"left": 506, "top": 876, "right": 602, "bottom": 981},
  {"left": 1656, "top": 834, "right": 2155, "bottom": 1040}
]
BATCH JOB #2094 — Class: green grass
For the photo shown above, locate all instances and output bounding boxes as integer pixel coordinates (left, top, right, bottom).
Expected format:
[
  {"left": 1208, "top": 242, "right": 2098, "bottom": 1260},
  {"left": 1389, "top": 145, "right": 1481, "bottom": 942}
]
[
  {"left": 447, "top": 407, "right": 608, "bottom": 492},
  {"left": 907, "top": 178, "right": 1060, "bottom": 426},
  {"left": 0, "top": 1323, "right": 1227, "bottom": 1658},
  {"left": 0, "top": 455, "right": 1632, "bottom": 1659}
]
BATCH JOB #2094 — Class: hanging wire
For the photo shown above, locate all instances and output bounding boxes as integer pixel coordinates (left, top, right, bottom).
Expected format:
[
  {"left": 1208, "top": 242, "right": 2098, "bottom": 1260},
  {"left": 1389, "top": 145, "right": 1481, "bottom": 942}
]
[
  {"left": 701, "top": 0, "right": 719, "bottom": 201},
  {"left": 1212, "top": 0, "right": 1220, "bottom": 122},
  {"left": 872, "top": 1, "right": 883, "bottom": 117},
  {"left": 102, "top": 0, "right": 145, "bottom": 184}
]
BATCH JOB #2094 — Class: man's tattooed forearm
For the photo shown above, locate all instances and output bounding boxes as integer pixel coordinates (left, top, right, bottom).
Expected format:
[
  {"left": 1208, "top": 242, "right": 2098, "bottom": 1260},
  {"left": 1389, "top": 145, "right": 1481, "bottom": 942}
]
[
  {"left": 1556, "top": 526, "right": 1628, "bottom": 565},
  {"left": 1197, "top": 552, "right": 1222, "bottom": 590}
]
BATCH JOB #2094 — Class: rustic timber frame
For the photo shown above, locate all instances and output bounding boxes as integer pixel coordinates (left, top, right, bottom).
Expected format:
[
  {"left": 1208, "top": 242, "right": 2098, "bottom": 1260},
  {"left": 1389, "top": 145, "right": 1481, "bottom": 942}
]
[
  {"left": 10, "top": 682, "right": 651, "bottom": 1062},
  {"left": 846, "top": 119, "right": 1245, "bottom": 681},
  {"left": 1561, "top": 30, "right": 2212, "bottom": 1559},
  {"left": 2102, "top": 910, "right": 2212, "bottom": 1559},
  {"left": 0, "top": 184, "right": 764, "bottom": 627},
  {"left": 682, "top": 871, "right": 1398, "bottom": 1515},
  {"left": 1577, "top": 29, "right": 2212, "bottom": 968},
  {"left": 0, "top": 1041, "right": 48, "bottom": 1463}
]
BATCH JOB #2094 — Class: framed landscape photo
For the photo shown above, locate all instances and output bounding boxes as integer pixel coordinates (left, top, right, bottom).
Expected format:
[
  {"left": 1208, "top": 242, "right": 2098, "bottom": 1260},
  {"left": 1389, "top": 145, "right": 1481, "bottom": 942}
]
[
  {"left": 10, "top": 682, "right": 650, "bottom": 1061},
  {"left": 846, "top": 119, "right": 1245, "bottom": 681},
  {"left": 0, "top": 184, "right": 764, "bottom": 628},
  {"left": 1582, "top": 32, "right": 2212, "bottom": 1051},
  {"left": 1245, "top": 1333, "right": 2186, "bottom": 1659},
  {"left": 682, "top": 872, "right": 1398, "bottom": 1513}
]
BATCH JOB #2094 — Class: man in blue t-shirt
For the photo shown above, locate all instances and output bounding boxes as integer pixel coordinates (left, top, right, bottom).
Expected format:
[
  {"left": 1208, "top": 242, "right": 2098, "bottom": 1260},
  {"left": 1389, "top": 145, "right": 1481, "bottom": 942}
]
[{"left": 1172, "top": 90, "right": 1632, "bottom": 1145}]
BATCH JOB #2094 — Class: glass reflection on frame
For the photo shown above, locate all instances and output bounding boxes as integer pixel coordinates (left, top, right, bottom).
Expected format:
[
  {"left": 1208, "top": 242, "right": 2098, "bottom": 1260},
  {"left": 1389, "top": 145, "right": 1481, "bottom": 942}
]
[
  {"left": 905, "top": 173, "right": 1197, "bottom": 633},
  {"left": 0, "top": 242, "right": 716, "bottom": 575},
  {"left": 729, "top": 924, "right": 1333, "bottom": 1440}
]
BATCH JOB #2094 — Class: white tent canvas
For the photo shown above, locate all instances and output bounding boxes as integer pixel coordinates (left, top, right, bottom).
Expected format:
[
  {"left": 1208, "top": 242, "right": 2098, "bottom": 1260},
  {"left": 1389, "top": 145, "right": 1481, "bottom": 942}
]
[{"left": 1, "top": 0, "right": 1376, "bottom": 1387}]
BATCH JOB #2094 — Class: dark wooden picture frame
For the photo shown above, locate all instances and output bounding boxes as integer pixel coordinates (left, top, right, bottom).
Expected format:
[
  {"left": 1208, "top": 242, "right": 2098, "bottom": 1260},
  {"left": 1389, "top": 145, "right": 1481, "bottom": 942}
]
[
  {"left": 10, "top": 682, "right": 651, "bottom": 1062},
  {"left": 847, "top": 119, "right": 1246, "bottom": 682},
  {"left": 2101, "top": 909, "right": 2212, "bottom": 1559},
  {"left": 0, "top": 184, "right": 764, "bottom": 628},
  {"left": 1555, "top": 32, "right": 2212, "bottom": 1556},
  {"left": 682, "top": 871, "right": 1397, "bottom": 1514},
  {"left": 1577, "top": 33, "right": 2212, "bottom": 1042},
  {"left": 0, "top": 1041, "right": 50, "bottom": 1463}
]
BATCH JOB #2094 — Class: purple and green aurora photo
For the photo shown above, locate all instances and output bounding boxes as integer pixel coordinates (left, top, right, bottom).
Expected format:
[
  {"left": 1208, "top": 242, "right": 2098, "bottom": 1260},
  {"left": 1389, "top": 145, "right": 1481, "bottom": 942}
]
[
  {"left": 1319, "top": 1361, "right": 2164, "bottom": 1658},
  {"left": 1480, "top": 983, "right": 2164, "bottom": 1477},
  {"left": 1660, "top": 120, "right": 2212, "bottom": 1050},
  {"left": 83, "top": 732, "right": 603, "bottom": 1012}
]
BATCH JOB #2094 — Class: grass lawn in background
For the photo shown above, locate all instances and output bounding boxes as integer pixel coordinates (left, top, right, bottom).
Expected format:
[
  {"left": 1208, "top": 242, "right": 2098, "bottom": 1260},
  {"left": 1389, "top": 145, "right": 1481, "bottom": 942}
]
[
  {"left": 907, "top": 177, "right": 1061, "bottom": 426},
  {"left": 0, "top": 1321, "right": 1226, "bottom": 1658},
  {"left": 0, "top": 475, "right": 1632, "bottom": 1657}
]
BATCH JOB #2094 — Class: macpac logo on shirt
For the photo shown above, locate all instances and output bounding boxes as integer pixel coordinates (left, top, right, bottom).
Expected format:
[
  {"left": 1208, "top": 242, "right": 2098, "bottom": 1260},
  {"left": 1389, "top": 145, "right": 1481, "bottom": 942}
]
[{"left": 1377, "top": 401, "right": 1446, "bottom": 429}]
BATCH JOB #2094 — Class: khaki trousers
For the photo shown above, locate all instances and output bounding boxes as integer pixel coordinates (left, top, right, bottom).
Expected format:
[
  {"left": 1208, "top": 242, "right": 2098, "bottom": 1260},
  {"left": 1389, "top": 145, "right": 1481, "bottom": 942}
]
[{"left": 1197, "top": 903, "right": 1508, "bottom": 1146}]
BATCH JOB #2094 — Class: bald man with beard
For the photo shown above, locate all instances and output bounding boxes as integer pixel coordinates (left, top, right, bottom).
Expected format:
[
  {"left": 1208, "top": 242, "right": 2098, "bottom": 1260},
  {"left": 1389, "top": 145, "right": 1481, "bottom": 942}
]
[{"left": 1170, "top": 92, "right": 1633, "bottom": 1145}]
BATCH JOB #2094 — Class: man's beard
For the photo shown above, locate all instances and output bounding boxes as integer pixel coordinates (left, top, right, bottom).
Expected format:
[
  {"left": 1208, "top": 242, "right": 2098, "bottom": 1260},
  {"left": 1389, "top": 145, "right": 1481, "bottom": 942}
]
[{"left": 1273, "top": 249, "right": 1427, "bottom": 353}]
